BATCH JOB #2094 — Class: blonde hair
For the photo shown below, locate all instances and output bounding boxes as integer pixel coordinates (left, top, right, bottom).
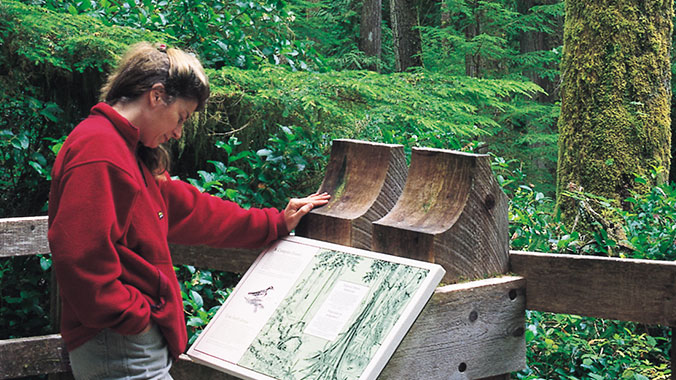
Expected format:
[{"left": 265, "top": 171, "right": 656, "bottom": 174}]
[{"left": 100, "top": 42, "right": 210, "bottom": 176}]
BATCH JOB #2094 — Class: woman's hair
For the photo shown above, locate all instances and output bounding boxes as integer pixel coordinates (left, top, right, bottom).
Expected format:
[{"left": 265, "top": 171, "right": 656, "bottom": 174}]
[{"left": 100, "top": 42, "right": 210, "bottom": 176}]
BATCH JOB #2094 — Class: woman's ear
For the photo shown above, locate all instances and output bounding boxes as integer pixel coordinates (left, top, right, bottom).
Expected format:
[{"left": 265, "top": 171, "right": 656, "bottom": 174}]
[{"left": 149, "top": 83, "right": 166, "bottom": 107}]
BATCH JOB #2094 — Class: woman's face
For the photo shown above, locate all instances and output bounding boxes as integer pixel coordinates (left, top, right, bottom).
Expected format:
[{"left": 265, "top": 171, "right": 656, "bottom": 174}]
[{"left": 140, "top": 96, "right": 198, "bottom": 148}]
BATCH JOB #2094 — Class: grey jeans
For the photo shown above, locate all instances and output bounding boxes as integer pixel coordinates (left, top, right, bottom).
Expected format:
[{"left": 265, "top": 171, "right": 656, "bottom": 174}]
[{"left": 68, "top": 324, "right": 173, "bottom": 380}]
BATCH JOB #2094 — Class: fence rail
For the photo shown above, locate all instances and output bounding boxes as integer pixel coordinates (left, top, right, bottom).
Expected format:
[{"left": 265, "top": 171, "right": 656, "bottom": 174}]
[
  {"left": 0, "top": 216, "right": 525, "bottom": 380},
  {"left": 2, "top": 141, "right": 674, "bottom": 379}
]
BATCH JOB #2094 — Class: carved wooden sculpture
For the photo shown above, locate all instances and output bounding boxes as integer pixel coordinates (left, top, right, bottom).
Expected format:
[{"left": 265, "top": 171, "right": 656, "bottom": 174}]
[
  {"left": 295, "top": 139, "right": 407, "bottom": 250},
  {"left": 372, "top": 147, "right": 510, "bottom": 284},
  {"left": 296, "top": 143, "right": 522, "bottom": 380}
]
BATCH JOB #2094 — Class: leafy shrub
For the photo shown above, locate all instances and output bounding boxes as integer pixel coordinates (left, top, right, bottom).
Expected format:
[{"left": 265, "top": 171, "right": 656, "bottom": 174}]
[
  {"left": 176, "top": 265, "right": 240, "bottom": 344},
  {"left": 518, "top": 312, "right": 669, "bottom": 380},
  {"left": 499, "top": 159, "right": 672, "bottom": 379},
  {"left": 187, "top": 125, "right": 328, "bottom": 210},
  {"left": 0, "top": 0, "right": 166, "bottom": 216},
  {"left": 0, "top": 256, "right": 53, "bottom": 339},
  {"left": 26, "top": 0, "right": 323, "bottom": 71}
]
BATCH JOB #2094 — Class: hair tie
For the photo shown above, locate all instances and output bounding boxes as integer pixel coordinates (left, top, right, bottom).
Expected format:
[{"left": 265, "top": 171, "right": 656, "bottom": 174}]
[{"left": 157, "top": 44, "right": 167, "bottom": 53}]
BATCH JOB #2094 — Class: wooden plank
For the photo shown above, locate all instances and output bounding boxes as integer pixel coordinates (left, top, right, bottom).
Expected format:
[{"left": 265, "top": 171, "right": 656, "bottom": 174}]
[
  {"left": 0, "top": 216, "right": 258, "bottom": 273},
  {"left": 510, "top": 251, "right": 676, "bottom": 325},
  {"left": 0, "top": 334, "right": 70, "bottom": 379},
  {"left": 372, "top": 148, "right": 510, "bottom": 284},
  {"left": 379, "top": 276, "right": 526, "bottom": 380},
  {"left": 296, "top": 139, "right": 407, "bottom": 250},
  {"left": 169, "top": 244, "right": 259, "bottom": 274},
  {"left": 0, "top": 336, "right": 237, "bottom": 380},
  {"left": 0, "top": 216, "right": 49, "bottom": 257},
  {"left": 171, "top": 355, "right": 240, "bottom": 380}
]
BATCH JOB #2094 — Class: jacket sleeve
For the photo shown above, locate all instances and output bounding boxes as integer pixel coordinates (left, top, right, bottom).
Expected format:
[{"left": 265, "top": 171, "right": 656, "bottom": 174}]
[
  {"left": 48, "top": 162, "right": 151, "bottom": 335},
  {"left": 160, "top": 177, "right": 289, "bottom": 248}
]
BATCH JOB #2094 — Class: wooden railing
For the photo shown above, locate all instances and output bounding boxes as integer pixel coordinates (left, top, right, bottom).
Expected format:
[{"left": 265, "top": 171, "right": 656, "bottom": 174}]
[
  {"left": 1, "top": 140, "right": 674, "bottom": 379},
  {"left": 0, "top": 216, "right": 524, "bottom": 380}
]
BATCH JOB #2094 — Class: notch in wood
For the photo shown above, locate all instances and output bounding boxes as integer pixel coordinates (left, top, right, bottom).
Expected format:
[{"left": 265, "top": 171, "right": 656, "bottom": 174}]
[
  {"left": 295, "top": 139, "right": 407, "bottom": 250},
  {"left": 372, "top": 148, "right": 509, "bottom": 283}
]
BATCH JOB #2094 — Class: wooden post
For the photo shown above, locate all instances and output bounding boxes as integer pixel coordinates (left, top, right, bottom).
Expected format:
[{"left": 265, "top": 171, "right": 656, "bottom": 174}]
[
  {"left": 297, "top": 145, "right": 522, "bottom": 379},
  {"left": 378, "top": 277, "right": 525, "bottom": 380},
  {"left": 372, "top": 148, "right": 510, "bottom": 283},
  {"left": 295, "top": 139, "right": 407, "bottom": 249}
]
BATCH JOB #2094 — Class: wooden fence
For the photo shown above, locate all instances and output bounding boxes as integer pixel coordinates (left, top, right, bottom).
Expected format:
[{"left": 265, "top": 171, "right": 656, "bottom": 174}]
[{"left": 1, "top": 139, "right": 674, "bottom": 379}]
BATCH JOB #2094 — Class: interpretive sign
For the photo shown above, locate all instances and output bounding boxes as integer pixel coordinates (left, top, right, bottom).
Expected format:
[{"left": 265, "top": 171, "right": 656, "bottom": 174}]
[{"left": 187, "top": 235, "right": 445, "bottom": 380}]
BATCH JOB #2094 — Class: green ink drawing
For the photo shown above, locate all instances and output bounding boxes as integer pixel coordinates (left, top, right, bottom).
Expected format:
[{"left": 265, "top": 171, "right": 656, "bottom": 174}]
[{"left": 238, "top": 249, "right": 429, "bottom": 380}]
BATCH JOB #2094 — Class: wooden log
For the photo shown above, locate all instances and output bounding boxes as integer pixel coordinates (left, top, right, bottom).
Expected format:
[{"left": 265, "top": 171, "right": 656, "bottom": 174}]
[
  {"left": 295, "top": 139, "right": 407, "bottom": 249},
  {"left": 510, "top": 251, "right": 676, "bottom": 325},
  {"left": 0, "top": 216, "right": 49, "bottom": 257},
  {"left": 379, "top": 276, "right": 526, "bottom": 379},
  {"left": 0, "top": 334, "right": 70, "bottom": 379},
  {"left": 372, "top": 148, "right": 510, "bottom": 283}
]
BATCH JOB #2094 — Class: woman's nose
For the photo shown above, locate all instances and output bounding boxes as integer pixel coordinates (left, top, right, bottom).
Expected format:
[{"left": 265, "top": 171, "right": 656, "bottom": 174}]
[{"left": 172, "top": 125, "right": 183, "bottom": 139}]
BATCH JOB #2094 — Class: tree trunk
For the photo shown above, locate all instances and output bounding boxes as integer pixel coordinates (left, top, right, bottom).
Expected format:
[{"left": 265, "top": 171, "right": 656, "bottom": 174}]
[
  {"left": 557, "top": 0, "right": 672, "bottom": 227},
  {"left": 517, "top": 0, "right": 562, "bottom": 102},
  {"left": 464, "top": 0, "right": 480, "bottom": 77},
  {"left": 359, "top": 0, "right": 382, "bottom": 71},
  {"left": 390, "top": 0, "right": 423, "bottom": 72}
]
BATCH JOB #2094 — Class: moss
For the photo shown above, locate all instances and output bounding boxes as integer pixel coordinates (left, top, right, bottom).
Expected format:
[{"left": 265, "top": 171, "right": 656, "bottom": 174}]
[{"left": 557, "top": 0, "right": 672, "bottom": 229}]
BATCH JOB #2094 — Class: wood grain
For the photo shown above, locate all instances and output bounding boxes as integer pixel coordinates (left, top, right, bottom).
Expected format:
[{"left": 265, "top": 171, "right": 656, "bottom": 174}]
[
  {"left": 0, "top": 216, "right": 49, "bottom": 257},
  {"left": 0, "top": 277, "right": 525, "bottom": 380},
  {"left": 372, "top": 148, "right": 510, "bottom": 284},
  {"left": 510, "top": 251, "right": 676, "bottom": 325},
  {"left": 169, "top": 244, "right": 259, "bottom": 274},
  {"left": 295, "top": 139, "right": 407, "bottom": 249},
  {"left": 171, "top": 355, "right": 241, "bottom": 380},
  {"left": 379, "top": 276, "right": 526, "bottom": 379},
  {"left": 0, "top": 334, "right": 70, "bottom": 379}
]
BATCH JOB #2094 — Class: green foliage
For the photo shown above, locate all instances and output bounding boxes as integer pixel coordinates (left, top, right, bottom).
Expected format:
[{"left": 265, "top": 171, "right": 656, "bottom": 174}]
[
  {"left": 0, "top": 0, "right": 167, "bottom": 216},
  {"left": 0, "top": 96, "right": 61, "bottom": 216},
  {"left": 27, "top": 0, "right": 323, "bottom": 71},
  {"left": 622, "top": 178, "right": 676, "bottom": 261},
  {"left": 421, "top": 0, "right": 564, "bottom": 79},
  {"left": 420, "top": 0, "right": 563, "bottom": 195},
  {"left": 175, "top": 265, "right": 239, "bottom": 344},
  {"left": 187, "top": 125, "right": 328, "bottom": 209},
  {"left": 518, "top": 312, "right": 669, "bottom": 380},
  {"left": 198, "top": 66, "right": 541, "bottom": 155},
  {"left": 288, "top": 0, "right": 395, "bottom": 72},
  {"left": 0, "top": 256, "right": 52, "bottom": 339},
  {"left": 500, "top": 159, "right": 671, "bottom": 379}
]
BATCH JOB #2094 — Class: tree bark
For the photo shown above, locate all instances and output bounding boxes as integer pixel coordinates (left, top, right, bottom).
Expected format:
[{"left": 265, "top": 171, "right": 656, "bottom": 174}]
[
  {"left": 517, "top": 0, "right": 562, "bottom": 102},
  {"left": 359, "top": 0, "right": 382, "bottom": 71},
  {"left": 390, "top": 0, "right": 423, "bottom": 72},
  {"left": 463, "top": 0, "right": 480, "bottom": 77},
  {"left": 557, "top": 0, "right": 673, "bottom": 226}
]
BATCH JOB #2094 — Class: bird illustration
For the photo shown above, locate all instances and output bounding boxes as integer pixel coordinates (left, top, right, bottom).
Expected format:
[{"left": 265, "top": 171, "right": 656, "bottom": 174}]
[
  {"left": 248, "top": 285, "right": 274, "bottom": 297},
  {"left": 245, "top": 285, "right": 274, "bottom": 312}
]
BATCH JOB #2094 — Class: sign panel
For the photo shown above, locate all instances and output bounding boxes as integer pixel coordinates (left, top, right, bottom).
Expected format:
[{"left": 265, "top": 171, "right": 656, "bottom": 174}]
[{"left": 187, "top": 235, "right": 445, "bottom": 380}]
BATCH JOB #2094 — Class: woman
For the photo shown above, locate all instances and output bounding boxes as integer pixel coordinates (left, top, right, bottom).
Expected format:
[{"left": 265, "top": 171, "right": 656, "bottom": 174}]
[{"left": 47, "top": 42, "right": 329, "bottom": 379}]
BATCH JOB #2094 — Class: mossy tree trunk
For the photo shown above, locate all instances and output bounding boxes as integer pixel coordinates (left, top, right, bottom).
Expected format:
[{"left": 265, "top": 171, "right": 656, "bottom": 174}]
[{"left": 557, "top": 0, "right": 672, "bottom": 226}]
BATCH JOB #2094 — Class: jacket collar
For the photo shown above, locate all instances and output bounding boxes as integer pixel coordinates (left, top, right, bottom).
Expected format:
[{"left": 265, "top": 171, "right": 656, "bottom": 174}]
[{"left": 90, "top": 102, "right": 141, "bottom": 149}]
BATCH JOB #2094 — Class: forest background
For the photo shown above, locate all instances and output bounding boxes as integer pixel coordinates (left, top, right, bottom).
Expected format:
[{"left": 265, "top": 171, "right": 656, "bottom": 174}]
[{"left": 1, "top": 0, "right": 675, "bottom": 378}]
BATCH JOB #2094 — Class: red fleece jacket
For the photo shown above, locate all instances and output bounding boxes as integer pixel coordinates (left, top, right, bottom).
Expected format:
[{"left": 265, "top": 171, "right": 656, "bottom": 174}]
[{"left": 47, "top": 103, "right": 288, "bottom": 359}]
